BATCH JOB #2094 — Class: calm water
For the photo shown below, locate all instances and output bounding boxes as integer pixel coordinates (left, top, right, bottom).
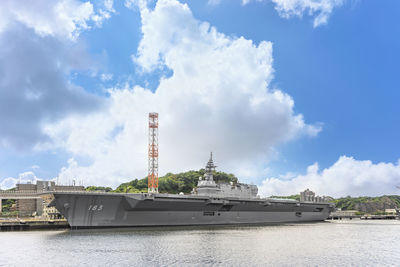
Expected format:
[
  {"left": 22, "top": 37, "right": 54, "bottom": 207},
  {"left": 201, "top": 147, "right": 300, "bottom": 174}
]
[{"left": 0, "top": 220, "right": 399, "bottom": 266}]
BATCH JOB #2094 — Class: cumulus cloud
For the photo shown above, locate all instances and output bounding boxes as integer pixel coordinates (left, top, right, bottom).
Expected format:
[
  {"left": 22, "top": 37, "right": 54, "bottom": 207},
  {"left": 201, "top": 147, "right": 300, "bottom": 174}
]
[
  {"left": 45, "top": 0, "right": 320, "bottom": 187},
  {"left": 0, "top": 24, "right": 102, "bottom": 150},
  {"left": 259, "top": 156, "right": 400, "bottom": 198},
  {"left": 0, "top": 171, "right": 38, "bottom": 189},
  {"left": 242, "top": 0, "right": 346, "bottom": 27},
  {"left": 0, "top": 0, "right": 114, "bottom": 40},
  {"left": 91, "top": 0, "right": 116, "bottom": 28},
  {"left": 0, "top": 0, "right": 113, "bottom": 150}
]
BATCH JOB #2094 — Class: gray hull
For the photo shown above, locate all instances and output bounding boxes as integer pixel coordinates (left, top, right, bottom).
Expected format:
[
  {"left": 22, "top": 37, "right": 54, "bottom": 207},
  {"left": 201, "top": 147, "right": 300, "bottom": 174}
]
[{"left": 52, "top": 192, "right": 334, "bottom": 228}]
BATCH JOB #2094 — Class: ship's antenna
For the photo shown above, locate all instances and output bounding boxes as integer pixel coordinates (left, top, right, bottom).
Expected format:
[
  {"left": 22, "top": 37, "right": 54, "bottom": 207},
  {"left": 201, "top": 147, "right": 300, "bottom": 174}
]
[
  {"left": 148, "top": 112, "right": 159, "bottom": 193},
  {"left": 205, "top": 152, "right": 216, "bottom": 181}
]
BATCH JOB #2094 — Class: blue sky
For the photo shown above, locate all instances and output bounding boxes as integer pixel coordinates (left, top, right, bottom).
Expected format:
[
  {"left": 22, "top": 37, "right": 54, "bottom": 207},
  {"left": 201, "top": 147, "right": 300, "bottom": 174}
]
[
  {"left": 0, "top": 0, "right": 399, "bottom": 197},
  {"left": 186, "top": 0, "right": 400, "bottom": 172}
]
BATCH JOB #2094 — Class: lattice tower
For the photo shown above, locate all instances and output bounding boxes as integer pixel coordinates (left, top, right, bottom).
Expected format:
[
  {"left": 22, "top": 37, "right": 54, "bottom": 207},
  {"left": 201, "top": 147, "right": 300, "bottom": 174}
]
[{"left": 148, "top": 112, "right": 159, "bottom": 193}]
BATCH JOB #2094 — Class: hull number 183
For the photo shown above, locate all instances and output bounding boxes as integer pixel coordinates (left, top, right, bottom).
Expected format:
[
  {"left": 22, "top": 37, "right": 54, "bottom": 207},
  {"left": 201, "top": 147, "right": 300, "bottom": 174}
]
[{"left": 88, "top": 205, "right": 103, "bottom": 211}]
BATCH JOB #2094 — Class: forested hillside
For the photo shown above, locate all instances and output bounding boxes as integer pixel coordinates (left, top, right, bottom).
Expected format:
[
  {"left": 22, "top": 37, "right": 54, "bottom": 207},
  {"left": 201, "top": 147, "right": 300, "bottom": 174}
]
[
  {"left": 86, "top": 169, "right": 238, "bottom": 194},
  {"left": 333, "top": 195, "right": 400, "bottom": 213}
]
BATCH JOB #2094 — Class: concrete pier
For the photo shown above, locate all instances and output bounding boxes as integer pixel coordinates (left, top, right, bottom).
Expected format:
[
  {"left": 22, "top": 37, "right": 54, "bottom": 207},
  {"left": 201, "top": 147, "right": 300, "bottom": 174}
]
[{"left": 0, "top": 219, "right": 69, "bottom": 231}]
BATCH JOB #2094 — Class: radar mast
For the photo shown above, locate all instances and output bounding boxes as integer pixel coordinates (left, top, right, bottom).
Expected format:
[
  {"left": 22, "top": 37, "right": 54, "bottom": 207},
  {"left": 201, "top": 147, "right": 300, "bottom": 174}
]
[{"left": 204, "top": 152, "right": 216, "bottom": 181}]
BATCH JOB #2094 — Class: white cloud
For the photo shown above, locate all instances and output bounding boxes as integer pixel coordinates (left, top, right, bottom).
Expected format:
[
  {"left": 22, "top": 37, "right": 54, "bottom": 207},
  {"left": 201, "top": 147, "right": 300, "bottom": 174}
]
[
  {"left": 104, "top": 0, "right": 115, "bottom": 12},
  {"left": 243, "top": 0, "right": 346, "bottom": 27},
  {"left": 125, "top": 0, "right": 153, "bottom": 10},
  {"left": 45, "top": 0, "right": 320, "bottom": 188},
  {"left": 259, "top": 156, "right": 400, "bottom": 198},
  {"left": 91, "top": 0, "right": 117, "bottom": 28},
  {"left": 0, "top": 172, "right": 38, "bottom": 189},
  {"left": 0, "top": 25, "right": 102, "bottom": 150},
  {"left": 101, "top": 73, "right": 114, "bottom": 81},
  {"left": 0, "top": 0, "right": 114, "bottom": 40},
  {"left": 0, "top": 0, "right": 110, "bottom": 150}
]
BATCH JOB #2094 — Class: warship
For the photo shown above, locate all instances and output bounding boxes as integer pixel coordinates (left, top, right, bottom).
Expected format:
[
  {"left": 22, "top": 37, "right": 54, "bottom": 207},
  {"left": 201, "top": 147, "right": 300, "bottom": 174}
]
[{"left": 49, "top": 154, "right": 334, "bottom": 228}]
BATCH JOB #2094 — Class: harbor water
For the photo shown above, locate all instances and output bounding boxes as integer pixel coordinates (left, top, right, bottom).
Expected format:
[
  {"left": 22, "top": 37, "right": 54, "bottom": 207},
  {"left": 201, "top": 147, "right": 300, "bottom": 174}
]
[{"left": 0, "top": 220, "right": 399, "bottom": 266}]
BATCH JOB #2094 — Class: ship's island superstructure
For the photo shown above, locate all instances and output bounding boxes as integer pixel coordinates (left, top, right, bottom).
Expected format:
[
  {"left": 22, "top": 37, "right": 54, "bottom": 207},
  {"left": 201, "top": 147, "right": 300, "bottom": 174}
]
[{"left": 50, "top": 153, "right": 334, "bottom": 228}]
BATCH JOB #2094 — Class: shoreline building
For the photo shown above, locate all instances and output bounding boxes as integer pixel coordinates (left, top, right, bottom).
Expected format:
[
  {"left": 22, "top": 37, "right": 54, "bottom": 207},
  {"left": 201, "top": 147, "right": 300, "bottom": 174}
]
[{"left": 5, "top": 180, "right": 85, "bottom": 216}]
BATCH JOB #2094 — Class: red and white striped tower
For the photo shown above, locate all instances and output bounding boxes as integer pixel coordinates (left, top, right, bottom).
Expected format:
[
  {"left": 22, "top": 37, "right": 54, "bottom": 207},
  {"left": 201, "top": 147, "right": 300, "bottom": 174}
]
[{"left": 148, "top": 112, "right": 159, "bottom": 193}]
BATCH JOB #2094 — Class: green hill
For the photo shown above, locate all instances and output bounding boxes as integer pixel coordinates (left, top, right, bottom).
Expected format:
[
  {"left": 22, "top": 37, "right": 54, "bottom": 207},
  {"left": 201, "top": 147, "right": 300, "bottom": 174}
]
[
  {"left": 85, "top": 186, "right": 113, "bottom": 192},
  {"left": 333, "top": 195, "right": 400, "bottom": 213},
  {"left": 87, "top": 169, "right": 238, "bottom": 194}
]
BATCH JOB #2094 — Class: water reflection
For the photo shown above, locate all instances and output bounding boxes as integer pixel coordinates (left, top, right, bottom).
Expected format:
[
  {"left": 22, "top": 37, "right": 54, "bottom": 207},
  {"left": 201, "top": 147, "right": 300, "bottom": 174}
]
[{"left": 1, "top": 220, "right": 399, "bottom": 266}]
